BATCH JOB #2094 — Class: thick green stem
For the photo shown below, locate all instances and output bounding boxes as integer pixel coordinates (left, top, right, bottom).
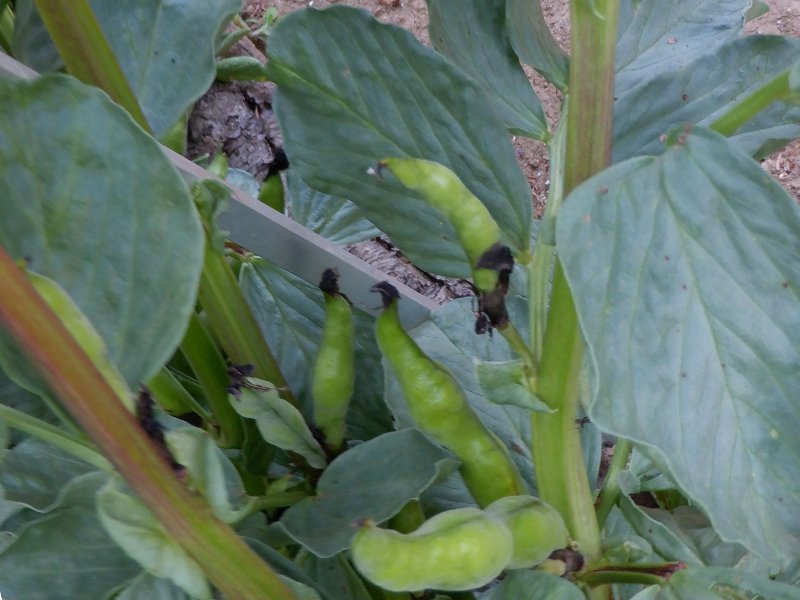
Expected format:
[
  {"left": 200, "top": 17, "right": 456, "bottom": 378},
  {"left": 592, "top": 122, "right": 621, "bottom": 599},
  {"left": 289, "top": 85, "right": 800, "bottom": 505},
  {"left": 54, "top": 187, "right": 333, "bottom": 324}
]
[
  {"left": 532, "top": 265, "right": 599, "bottom": 557},
  {"left": 711, "top": 69, "right": 792, "bottom": 137},
  {"left": 180, "top": 312, "right": 243, "bottom": 447},
  {"left": 529, "top": 104, "right": 567, "bottom": 360},
  {"left": 198, "top": 240, "right": 298, "bottom": 408},
  {"left": 531, "top": 0, "right": 620, "bottom": 574},
  {"left": 32, "top": 0, "right": 150, "bottom": 132},
  {"left": 0, "top": 246, "right": 297, "bottom": 600},
  {"left": 595, "top": 437, "right": 633, "bottom": 528}
]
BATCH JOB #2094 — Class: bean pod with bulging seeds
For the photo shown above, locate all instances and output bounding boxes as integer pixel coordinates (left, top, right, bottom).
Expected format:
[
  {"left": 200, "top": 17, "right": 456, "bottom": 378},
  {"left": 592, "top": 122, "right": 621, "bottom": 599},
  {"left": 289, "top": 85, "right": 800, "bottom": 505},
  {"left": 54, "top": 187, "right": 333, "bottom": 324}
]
[
  {"left": 351, "top": 508, "right": 513, "bottom": 592},
  {"left": 311, "top": 268, "right": 355, "bottom": 453},
  {"left": 485, "top": 495, "right": 570, "bottom": 569},
  {"left": 376, "top": 158, "right": 507, "bottom": 293},
  {"left": 371, "top": 282, "right": 525, "bottom": 506}
]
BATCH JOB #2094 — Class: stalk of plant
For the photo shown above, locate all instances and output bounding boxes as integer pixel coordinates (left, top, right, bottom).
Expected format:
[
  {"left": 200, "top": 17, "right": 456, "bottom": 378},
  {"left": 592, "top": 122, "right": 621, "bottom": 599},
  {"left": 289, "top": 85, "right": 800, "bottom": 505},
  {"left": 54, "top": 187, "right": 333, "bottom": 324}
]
[
  {"left": 530, "top": 0, "right": 620, "bottom": 580},
  {"left": 32, "top": 0, "right": 150, "bottom": 131},
  {"left": 198, "top": 237, "right": 299, "bottom": 408},
  {"left": 0, "top": 245, "right": 298, "bottom": 600}
]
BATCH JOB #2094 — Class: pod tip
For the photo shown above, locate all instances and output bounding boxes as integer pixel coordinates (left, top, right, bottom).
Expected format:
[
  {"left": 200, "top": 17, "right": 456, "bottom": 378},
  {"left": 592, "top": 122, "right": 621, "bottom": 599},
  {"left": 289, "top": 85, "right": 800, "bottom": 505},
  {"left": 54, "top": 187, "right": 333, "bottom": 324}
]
[{"left": 371, "top": 281, "right": 400, "bottom": 308}]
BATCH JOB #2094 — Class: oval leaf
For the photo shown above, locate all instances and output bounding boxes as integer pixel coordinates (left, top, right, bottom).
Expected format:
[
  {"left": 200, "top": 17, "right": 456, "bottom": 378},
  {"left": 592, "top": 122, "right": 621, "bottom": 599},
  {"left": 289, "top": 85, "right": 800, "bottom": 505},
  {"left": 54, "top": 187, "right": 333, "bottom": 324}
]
[
  {"left": 558, "top": 126, "right": 800, "bottom": 563},
  {"left": 267, "top": 6, "right": 531, "bottom": 277},
  {"left": 230, "top": 378, "right": 327, "bottom": 470},
  {"left": 615, "top": 36, "right": 800, "bottom": 161},
  {"left": 505, "top": 0, "right": 569, "bottom": 90},
  {"left": 428, "top": 0, "right": 547, "bottom": 139},
  {"left": 278, "top": 428, "right": 459, "bottom": 557},
  {"left": 97, "top": 478, "right": 211, "bottom": 600},
  {"left": 0, "top": 75, "right": 203, "bottom": 389},
  {"left": 0, "top": 473, "right": 140, "bottom": 600},
  {"left": 615, "top": 0, "right": 752, "bottom": 96}
]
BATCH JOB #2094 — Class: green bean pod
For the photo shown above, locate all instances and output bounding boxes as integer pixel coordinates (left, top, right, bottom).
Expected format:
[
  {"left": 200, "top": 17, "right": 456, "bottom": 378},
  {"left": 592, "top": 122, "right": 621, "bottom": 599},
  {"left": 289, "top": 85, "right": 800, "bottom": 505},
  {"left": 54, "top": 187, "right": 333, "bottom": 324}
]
[
  {"left": 372, "top": 282, "right": 525, "bottom": 506},
  {"left": 312, "top": 268, "right": 355, "bottom": 453},
  {"left": 351, "top": 508, "right": 513, "bottom": 592},
  {"left": 378, "top": 158, "right": 504, "bottom": 293},
  {"left": 485, "top": 495, "right": 570, "bottom": 569}
]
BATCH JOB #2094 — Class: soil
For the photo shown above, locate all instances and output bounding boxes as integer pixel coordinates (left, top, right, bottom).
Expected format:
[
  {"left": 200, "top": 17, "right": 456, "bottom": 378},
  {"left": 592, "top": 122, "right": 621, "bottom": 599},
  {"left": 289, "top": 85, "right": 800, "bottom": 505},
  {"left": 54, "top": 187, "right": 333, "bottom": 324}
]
[{"left": 189, "top": 1, "right": 800, "bottom": 300}]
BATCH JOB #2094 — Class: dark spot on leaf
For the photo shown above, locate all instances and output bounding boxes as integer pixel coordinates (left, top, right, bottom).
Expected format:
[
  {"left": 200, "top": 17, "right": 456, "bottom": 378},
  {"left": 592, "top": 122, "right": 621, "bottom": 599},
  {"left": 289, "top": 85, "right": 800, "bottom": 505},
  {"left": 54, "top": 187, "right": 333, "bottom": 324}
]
[
  {"left": 681, "top": 94, "right": 688, "bottom": 101},
  {"left": 681, "top": 372, "right": 687, "bottom": 378},
  {"left": 664, "top": 255, "right": 670, "bottom": 261},
  {"left": 782, "top": 282, "right": 789, "bottom": 289},
  {"left": 171, "top": 57, "right": 176, "bottom": 64},
  {"left": 598, "top": 186, "right": 608, "bottom": 195},
  {"left": 681, "top": 284, "right": 688, "bottom": 290}
]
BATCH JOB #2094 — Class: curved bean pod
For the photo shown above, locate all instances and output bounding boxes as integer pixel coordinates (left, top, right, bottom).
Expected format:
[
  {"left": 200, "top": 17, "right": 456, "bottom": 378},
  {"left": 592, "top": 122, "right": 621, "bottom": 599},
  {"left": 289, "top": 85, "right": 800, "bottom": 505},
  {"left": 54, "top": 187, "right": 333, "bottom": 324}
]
[
  {"left": 485, "top": 495, "right": 570, "bottom": 568},
  {"left": 377, "top": 157, "right": 505, "bottom": 293},
  {"left": 372, "top": 282, "right": 525, "bottom": 506},
  {"left": 312, "top": 268, "right": 355, "bottom": 453},
  {"left": 351, "top": 507, "right": 513, "bottom": 591}
]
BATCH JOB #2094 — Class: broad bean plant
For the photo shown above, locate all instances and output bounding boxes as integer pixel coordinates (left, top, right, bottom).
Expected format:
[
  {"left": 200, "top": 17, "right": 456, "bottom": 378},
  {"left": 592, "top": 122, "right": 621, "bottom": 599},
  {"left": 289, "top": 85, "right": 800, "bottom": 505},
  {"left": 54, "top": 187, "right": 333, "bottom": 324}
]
[{"left": 0, "top": 0, "right": 799, "bottom": 599}]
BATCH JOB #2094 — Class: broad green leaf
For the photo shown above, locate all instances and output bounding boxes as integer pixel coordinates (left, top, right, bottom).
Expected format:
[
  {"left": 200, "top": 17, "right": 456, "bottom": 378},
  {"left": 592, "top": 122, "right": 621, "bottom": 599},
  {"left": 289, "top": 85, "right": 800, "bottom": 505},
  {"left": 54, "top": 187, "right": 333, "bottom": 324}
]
[
  {"left": 0, "top": 472, "right": 140, "bottom": 600},
  {"left": 268, "top": 6, "right": 531, "bottom": 278},
  {"left": 10, "top": 0, "right": 63, "bottom": 72},
  {"left": 286, "top": 171, "right": 380, "bottom": 245},
  {"left": 165, "top": 427, "right": 249, "bottom": 522},
  {"left": 117, "top": 572, "right": 189, "bottom": 600},
  {"left": 558, "top": 127, "right": 800, "bottom": 563},
  {"left": 615, "top": 0, "right": 752, "bottom": 96},
  {"left": 479, "top": 569, "right": 583, "bottom": 600},
  {"left": 278, "top": 428, "right": 459, "bottom": 557},
  {"left": 10, "top": 1, "right": 239, "bottom": 136},
  {"left": 230, "top": 378, "right": 327, "bottom": 470},
  {"left": 428, "top": 0, "right": 547, "bottom": 139},
  {"left": 97, "top": 477, "right": 211, "bottom": 600},
  {"left": 505, "top": 0, "right": 569, "bottom": 90},
  {"left": 240, "top": 259, "right": 392, "bottom": 441},
  {"left": 614, "top": 36, "right": 800, "bottom": 161},
  {"left": 474, "top": 358, "right": 552, "bottom": 412},
  {"left": 0, "top": 75, "right": 203, "bottom": 390},
  {"left": 302, "top": 554, "right": 372, "bottom": 600},
  {"left": 0, "top": 438, "right": 96, "bottom": 512},
  {"left": 631, "top": 566, "right": 800, "bottom": 600}
]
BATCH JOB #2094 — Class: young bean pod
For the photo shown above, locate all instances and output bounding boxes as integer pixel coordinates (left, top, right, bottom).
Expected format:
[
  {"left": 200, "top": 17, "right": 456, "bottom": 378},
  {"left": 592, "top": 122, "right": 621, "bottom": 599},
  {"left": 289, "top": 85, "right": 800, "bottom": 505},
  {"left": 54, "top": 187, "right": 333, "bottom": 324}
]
[
  {"left": 372, "top": 282, "right": 525, "bottom": 506},
  {"left": 485, "top": 495, "right": 570, "bottom": 569},
  {"left": 312, "top": 268, "right": 355, "bottom": 453},
  {"left": 351, "top": 508, "right": 513, "bottom": 592},
  {"left": 377, "top": 158, "right": 505, "bottom": 293}
]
